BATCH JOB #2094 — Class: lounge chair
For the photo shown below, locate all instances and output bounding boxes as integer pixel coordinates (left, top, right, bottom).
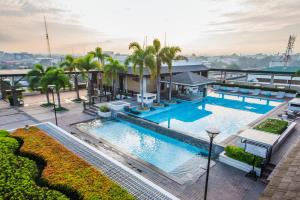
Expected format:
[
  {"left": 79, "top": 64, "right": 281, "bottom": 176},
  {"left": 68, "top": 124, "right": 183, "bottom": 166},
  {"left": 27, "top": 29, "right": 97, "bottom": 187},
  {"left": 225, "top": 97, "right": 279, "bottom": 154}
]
[
  {"left": 240, "top": 88, "right": 249, "bottom": 94},
  {"left": 276, "top": 91, "right": 285, "bottom": 99},
  {"left": 231, "top": 87, "right": 239, "bottom": 93},
  {"left": 251, "top": 89, "right": 260, "bottom": 96},
  {"left": 213, "top": 85, "right": 220, "bottom": 90}
]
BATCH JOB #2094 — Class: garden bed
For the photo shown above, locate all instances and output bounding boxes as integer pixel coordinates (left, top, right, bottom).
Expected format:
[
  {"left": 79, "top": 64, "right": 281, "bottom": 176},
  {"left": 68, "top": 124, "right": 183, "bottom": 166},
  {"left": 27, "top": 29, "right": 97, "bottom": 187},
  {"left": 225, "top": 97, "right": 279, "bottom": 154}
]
[
  {"left": 255, "top": 118, "right": 288, "bottom": 135},
  {"left": 11, "top": 127, "right": 134, "bottom": 200}
]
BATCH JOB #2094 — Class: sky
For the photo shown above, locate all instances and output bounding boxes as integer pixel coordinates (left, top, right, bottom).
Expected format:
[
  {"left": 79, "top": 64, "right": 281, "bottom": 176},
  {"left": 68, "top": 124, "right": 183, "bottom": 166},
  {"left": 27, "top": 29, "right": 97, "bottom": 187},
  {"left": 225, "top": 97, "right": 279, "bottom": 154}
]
[{"left": 0, "top": 0, "right": 299, "bottom": 55}]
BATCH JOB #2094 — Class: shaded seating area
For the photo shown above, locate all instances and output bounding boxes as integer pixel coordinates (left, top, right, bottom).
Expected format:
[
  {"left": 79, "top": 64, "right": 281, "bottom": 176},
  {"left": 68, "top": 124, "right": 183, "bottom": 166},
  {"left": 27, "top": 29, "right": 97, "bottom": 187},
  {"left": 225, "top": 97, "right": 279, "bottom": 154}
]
[{"left": 160, "top": 72, "right": 214, "bottom": 100}]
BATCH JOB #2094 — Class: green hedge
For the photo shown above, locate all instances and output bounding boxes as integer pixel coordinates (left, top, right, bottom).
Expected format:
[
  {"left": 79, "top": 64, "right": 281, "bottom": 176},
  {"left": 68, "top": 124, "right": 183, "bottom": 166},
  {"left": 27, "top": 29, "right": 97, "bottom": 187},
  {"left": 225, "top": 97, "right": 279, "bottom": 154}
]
[
  {"left": 224, "top": 146, "right": 263, "bottom": 167},
  {"left": 0, "top": 135, "right": 68, "bottom": 199},
  {"left": 214, "top": 82, "right": 298, "bottom": 93},
  {"left": 0, "top": 130, "right": 9, "bottom": 137},
  {"left": 255, "top": 118, "right": 288, "bottom": 134}
]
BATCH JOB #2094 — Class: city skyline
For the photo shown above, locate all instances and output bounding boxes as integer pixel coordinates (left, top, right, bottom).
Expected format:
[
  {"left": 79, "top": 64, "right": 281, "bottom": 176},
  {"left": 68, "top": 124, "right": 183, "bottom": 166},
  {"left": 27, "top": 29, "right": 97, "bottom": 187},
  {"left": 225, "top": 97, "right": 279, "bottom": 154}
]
[{"left": 0, "top": 0, "right": 299, "bottom": 55}]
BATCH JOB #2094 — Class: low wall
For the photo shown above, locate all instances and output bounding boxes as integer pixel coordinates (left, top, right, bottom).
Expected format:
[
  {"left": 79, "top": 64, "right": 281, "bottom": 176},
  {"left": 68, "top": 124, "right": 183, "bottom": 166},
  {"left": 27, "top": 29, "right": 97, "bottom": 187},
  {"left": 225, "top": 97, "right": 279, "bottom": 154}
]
[{"left": 116, "top": 112, "right": 224, "bottom": 155}]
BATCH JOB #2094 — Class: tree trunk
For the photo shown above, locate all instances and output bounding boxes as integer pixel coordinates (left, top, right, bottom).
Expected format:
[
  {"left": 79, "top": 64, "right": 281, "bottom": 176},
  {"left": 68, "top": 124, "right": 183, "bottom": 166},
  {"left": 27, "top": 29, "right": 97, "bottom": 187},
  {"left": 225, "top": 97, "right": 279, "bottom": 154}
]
[
  {"left": 56, "top": 89, "right": 61, "bottom": 108},
  {"left": 46, "top": 90, "right": 50, "bottom": 104},
  {"left": 169, "top": 72, "right": 172, "bottom": 101},
  {"left": 140, "top": 76, "right": 144, "bottom": 108},
  {"left": 74, "top": 74, "right": 80, "bottom": 100},
  {"left": 87, "top": 71, "right": 92, "bottom": 104},
  {"left": 156, "top": 66, "right": 161, "bottom": 104},
  {"left": 113, "top": 79, "right": 117, "bottom": 100}
]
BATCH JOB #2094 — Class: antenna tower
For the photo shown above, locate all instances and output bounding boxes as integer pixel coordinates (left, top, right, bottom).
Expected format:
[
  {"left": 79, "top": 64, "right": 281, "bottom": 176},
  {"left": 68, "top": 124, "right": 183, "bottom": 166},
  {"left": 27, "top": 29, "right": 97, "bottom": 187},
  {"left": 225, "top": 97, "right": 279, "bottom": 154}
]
[
  {"left": 44, "top": 16, "right": 52, "bottom": 58},
  {"left": 283, "top": 35, "right": 296, "bottom": 67}
]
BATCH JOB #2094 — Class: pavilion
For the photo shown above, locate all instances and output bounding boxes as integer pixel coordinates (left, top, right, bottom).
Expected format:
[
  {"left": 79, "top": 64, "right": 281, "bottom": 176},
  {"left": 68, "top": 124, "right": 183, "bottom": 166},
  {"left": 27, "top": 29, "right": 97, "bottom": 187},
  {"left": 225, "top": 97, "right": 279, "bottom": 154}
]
[{"left": 160, "top": 72, "right": 215, "bottom": 100}]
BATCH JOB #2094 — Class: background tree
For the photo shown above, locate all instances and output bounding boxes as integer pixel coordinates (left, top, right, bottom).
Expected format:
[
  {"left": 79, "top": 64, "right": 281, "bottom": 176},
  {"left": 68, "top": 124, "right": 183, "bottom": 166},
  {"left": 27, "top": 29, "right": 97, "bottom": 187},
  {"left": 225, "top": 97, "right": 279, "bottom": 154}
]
[
  {"left": 162, "top": 46, "right": 187, "bottom": 101},
  {"left": 40, "top": 68, "right": 71, "bottom": 108},
  {"left": 27, "top": 64, "right": 56, "bottom": 106},
  {"left": 75, "top": 54, "right": 101, "bottom": 103},
  {"left": 103, "top": 57, "right": 127, "bottom": 100},
  {"left": 125, "top": 42, "right": 156, "bottom": 109},
  {"left": 60, "top": 55, "right": 81, "bottom": 101}
]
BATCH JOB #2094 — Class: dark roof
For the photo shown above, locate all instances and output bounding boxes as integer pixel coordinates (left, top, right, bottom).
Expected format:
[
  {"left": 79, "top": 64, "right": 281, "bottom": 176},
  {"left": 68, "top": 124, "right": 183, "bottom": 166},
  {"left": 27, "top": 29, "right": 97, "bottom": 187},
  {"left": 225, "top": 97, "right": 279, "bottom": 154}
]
[
  {"left": 209, "top": 68, "right": 296, "bottom": 75},
  {"left": 161, "top": 72, "right": 214, "bottom": 86},
  {"left": 125, "top": 64, "right": 208, "bottom": 76}
]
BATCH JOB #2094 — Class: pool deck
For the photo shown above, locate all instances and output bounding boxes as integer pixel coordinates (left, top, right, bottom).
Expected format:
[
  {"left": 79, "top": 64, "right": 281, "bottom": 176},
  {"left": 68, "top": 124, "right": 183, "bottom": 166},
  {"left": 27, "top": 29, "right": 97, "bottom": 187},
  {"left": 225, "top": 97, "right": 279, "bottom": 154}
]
[{"left": 1, "top": 91, "right": 298, "bottom": 200}]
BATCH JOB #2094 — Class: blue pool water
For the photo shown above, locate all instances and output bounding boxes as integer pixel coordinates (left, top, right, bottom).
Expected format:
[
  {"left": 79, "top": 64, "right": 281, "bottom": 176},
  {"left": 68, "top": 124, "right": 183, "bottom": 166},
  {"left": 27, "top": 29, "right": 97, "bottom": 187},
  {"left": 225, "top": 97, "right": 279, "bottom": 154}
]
[
  {"left": 142, "top": 92, "right": 282, "bottom": 143},
  {"left": 85, "top": 120, "right": 206, "bottom": 172}
]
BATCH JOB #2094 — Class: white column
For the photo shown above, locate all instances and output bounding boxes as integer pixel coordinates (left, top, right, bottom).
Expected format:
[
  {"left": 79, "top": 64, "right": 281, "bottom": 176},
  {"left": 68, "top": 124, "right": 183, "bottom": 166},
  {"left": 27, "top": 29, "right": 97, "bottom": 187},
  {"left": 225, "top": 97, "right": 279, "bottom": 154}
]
[
  {"left": 143, "top": 77, "right": 147, "bottom": 93},
  {"left": 125, "top": 76, "right": 128, "bottom": 91},
  {"left": 270, "top": 74, "right": 274, "bottom": 86}
]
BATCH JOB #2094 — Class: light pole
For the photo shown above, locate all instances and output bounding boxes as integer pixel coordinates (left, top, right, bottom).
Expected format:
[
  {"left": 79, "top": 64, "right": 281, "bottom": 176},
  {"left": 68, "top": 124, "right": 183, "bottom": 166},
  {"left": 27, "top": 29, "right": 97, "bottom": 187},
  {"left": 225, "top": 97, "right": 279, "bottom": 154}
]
[
  {"left": 204, "top": 128, "right": 220, "bottom": 200},
  {"left": 48, "top": 85, "right": 58, "bottom": 126}
]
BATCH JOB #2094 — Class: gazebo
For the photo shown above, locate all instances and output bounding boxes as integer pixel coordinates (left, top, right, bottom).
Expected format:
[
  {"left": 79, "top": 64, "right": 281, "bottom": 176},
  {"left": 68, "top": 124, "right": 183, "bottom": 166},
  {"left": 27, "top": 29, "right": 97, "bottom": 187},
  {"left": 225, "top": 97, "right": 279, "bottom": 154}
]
[{"left": 160, "top": 72, "right": 215, "bottom": 100}]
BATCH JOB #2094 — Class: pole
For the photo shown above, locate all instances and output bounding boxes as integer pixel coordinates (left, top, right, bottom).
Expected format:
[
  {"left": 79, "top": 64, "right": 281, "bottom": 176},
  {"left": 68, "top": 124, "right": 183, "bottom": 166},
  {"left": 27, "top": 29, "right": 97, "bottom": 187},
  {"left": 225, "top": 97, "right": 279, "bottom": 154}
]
[
  {"left": 51, "top": 89, "right": 58, "bottom": 126},
  {"left": 204, "top": 136, "right": 213, "bottom": 200}
]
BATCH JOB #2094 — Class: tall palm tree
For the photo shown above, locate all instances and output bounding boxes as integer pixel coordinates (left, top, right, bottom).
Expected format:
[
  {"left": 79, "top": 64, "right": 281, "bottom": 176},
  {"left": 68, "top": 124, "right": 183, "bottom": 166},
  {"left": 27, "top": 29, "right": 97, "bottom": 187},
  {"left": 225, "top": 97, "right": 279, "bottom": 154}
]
[
  {"left": 152, "top": 39, "right": 170, "bottom": 105},
  {"left": 89, "top": 47, "right": 110, "bottom": 91},
  {"left": 75, "top": 54, "right": 101, "bottom": 103},
  {"left": 125, "top": 42, "right": 156, "bottom": 109},
  {"left": 162, "top": 46, "right": 187, "bottom": 101},
  {"left": 40, "top": 68, "right": 71, "bottom": 108},
  {"left": 27, "top": 64, "right": 56, "bottom": 105},
  {"left": 89, "top": 47, "right": 109, "bottom": 65},
  {"left": 60, "top": 55, "right": 81, "bottom": 101},
  {"left": 103, "top": 57, "right": 127, "bottom": 99}
]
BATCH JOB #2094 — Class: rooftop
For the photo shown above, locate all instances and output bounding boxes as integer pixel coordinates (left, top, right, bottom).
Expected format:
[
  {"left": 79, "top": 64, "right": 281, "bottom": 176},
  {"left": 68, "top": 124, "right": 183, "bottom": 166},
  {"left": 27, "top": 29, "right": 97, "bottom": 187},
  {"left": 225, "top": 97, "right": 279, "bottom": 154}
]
[{"left": 160, "top": 71, "right": 214, "bottom": 86}]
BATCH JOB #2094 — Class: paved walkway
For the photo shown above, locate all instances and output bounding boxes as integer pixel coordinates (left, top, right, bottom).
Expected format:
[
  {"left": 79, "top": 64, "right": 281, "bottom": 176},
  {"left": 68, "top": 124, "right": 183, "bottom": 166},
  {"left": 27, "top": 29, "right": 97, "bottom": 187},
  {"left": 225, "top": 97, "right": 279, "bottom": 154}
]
[{"left": 260, "top": 139, "right": 300, "bottom": 199}]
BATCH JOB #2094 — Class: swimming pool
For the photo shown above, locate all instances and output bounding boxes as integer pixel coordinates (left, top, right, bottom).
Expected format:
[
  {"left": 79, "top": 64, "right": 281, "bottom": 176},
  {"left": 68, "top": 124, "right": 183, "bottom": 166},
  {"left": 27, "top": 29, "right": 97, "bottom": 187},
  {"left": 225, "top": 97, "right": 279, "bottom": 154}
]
[
  {"left": 78, "top": 120, "right": 207, "bottom": 173},
  {"left": 141, "top": 92, "right": 283, "bottom": 143}
]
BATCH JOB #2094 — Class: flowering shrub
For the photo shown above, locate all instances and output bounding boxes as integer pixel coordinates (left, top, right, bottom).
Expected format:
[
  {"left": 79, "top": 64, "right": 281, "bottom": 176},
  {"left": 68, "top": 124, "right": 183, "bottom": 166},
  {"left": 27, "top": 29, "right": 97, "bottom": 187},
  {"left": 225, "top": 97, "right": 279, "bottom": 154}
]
[
  {"left": 0, "top": 135, "right": 68, "bottom": 199},
  {"left": 12, "top": 127, "right": 134, "bottom": 200}
]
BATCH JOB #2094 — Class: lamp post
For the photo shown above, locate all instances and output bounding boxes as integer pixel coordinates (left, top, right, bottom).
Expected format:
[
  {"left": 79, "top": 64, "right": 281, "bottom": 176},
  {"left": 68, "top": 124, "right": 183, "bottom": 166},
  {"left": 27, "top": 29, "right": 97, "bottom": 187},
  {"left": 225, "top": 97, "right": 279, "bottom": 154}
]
[
  {"left": 48, "top": 85, "right": 58, "bottom": 126},
  {"left": 204, "top": 128, "right": 220, "bottom": 200}
]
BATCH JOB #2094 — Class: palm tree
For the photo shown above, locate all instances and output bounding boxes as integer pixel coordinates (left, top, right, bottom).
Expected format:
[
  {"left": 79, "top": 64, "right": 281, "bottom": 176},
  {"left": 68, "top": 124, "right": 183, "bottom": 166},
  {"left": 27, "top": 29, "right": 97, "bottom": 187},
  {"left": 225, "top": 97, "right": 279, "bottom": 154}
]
[
  {"left": 60, "top": 55, "right": 81, "bottom": 101},
  {"left": 152, "top": 39, "right": 170, "bottom": 105},
  {"left": 75, "top": 54, "right": 101, "bottom": 103},
  {"left": 40, "top": 68, "right": 71, "bottom": 108},
  {"left": 125, "top": 42, "right": 156, "bottom": 109},
  {"left": 162, "top": 46, "right": 187, "bottom": 101},
  {"left": 103, "top": 57, "right": 127, "bottom": 99},
  {"left": 89, "top": 47, "right": 109, "bottom": 65},
  {"left": 27, "top": 64, "right": 56, "bottom": 106}
]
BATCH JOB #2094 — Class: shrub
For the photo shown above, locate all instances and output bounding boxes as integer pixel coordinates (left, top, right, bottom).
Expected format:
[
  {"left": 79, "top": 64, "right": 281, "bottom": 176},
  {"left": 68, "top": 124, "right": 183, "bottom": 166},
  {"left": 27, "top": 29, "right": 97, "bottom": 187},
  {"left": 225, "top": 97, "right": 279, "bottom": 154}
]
[
  {"left": 99, "top": 105, "right": 110, "bottom": 112},
  {"left": 12, "top": 127, "right": 134, "bottom": 200},
  {"left": 224, "top": 146, "right": 263, "bottom": 167},
  {"left": 213, "top": 82, "right": 298, "bottom": 93},
  {"left": 0, "top": 137, "right": 68, "bottom": 199},
  {"left": 0, "top": 130, "right": 9, "bottom": 137},
  {"left": 255, "top": 118, "right": 288, "bottom": 134}
]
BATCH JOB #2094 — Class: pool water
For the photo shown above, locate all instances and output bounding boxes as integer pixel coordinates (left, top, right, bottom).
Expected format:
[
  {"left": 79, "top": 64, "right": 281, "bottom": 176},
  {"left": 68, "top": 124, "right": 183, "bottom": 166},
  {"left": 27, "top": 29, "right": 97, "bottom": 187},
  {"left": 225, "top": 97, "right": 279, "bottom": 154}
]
[
  {"left": 142, "top": 92, "right": 282, "bottom": 143},
  {"left": 86, "top": 120, "right": 207, "bottom": 172}
]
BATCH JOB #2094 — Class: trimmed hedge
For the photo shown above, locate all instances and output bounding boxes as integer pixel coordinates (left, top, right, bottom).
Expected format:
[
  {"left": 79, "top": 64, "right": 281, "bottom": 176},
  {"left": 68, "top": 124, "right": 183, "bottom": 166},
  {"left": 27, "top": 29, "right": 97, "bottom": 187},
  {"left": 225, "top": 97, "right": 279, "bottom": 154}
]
[
  {"left": 224, "top": 146, "right": 263, "bottom": 167},
  {"left": 0, "top": 130, "right": 9, "bottom": 137},
  {"left": 255, "top": 118, "right": 288, "bottom": 135},
  {"left": 12, "top": 127, "right": 135, "bottom": 200},
  {"left": 0, "top": 135, "right": 68, "bottom": 199},
  {"left": 213, "top": 82, "right": 297, "bottom": 93}
]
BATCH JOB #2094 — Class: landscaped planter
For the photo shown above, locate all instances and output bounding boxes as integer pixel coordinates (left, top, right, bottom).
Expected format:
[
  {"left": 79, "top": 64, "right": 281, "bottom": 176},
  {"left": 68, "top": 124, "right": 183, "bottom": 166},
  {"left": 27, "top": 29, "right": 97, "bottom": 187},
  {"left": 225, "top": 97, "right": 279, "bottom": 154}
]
[
  {"left": 273, "top": 122, "right": 296, "bottom": 152},
  {"left": 97, "top": 111, "right": 111, "bottom": 118},
  {"left": 219, "top": 151, "right": 261, "bottom": 176}
]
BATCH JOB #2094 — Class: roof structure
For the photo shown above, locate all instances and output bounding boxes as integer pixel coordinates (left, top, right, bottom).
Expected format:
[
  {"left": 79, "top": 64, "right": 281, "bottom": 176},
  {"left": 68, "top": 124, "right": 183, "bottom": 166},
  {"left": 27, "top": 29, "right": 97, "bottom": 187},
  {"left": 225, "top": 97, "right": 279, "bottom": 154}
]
[
  {"left": 125, "top": 64, "right": 208, "bottom": 76},
  {"left": 160, "top": 71, "right": 214, "bottom": 86},
  {"left": 239, "top": 129, "right": 280, "bottom": 146}
]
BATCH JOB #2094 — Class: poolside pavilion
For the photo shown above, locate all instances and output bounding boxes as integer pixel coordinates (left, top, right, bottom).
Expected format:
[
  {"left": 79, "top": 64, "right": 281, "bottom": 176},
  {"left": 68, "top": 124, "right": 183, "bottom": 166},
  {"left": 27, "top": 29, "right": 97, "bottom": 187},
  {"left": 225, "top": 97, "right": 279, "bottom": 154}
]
[{"left": 160, "top": 72, "right": 215, "bottom": 100}]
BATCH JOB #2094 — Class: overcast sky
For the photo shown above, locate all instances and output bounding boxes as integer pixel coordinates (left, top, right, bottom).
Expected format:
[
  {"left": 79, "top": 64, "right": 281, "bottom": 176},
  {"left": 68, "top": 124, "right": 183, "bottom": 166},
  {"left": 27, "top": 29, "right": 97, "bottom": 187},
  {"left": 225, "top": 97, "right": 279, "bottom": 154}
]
[{"left": 0, "top": 0, "right": 299, "bottom": 55}]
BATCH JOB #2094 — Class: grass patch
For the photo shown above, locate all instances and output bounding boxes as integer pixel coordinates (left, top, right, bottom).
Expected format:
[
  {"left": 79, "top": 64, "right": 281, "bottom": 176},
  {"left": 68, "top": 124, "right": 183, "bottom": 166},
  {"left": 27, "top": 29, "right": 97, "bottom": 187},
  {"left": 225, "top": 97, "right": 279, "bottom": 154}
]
[
  {"left": 255, "top": 118, "right": 288, "bottom": 135},
  {"left": 72, "top": 99, "right": 83, "bottom": 103},
  {"left": 53, "top": 107, "right": 69, "bottom": 112},
  {"left": 0, "top": 134, "right": 68, "bottom": 199},
  {"left": 40, "top": 103, "right": 54, "bottom": 108},
  {"left": 12, "top": 127, "right": 135, "bottom": 200},
  {"left": 225, "top": 146, "right": 263, "bottom": 167}
]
